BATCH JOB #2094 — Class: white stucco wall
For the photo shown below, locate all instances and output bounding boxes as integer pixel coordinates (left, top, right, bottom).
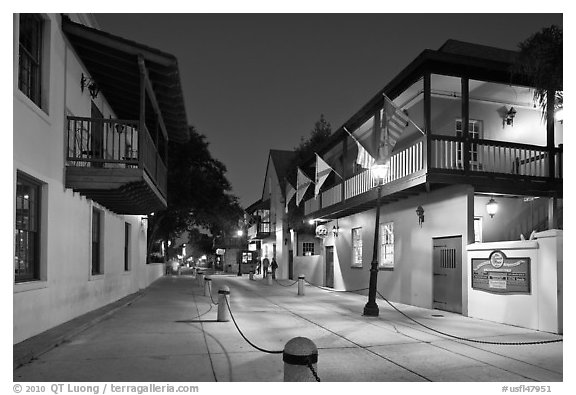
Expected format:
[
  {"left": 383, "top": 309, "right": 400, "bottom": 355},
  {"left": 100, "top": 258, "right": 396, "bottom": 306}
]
[
  {"left": 466, "top": 229, "right": 562, "bottom": 334},
  {"left": 13, "top": 14, "right": 164, "bottom": 344},
  {"left": 323, "top": 184, "right": 473, "bottom": 311}
]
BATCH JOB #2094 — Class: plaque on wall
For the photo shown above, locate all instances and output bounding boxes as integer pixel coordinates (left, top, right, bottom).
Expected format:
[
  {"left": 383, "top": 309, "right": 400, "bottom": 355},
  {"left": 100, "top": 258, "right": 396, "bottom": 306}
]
[{"left": 471, "top": 250, "right": 531, "bottom": 294}]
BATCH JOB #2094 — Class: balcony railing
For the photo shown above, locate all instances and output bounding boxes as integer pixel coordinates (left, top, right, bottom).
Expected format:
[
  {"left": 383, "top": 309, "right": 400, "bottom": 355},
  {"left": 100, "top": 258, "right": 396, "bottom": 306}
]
[
  {"left": 67, "top": 116, "right": 167, "bottom": 196},
  {"left": 304, "top": 135, "right": 562, "bottom": 217}
]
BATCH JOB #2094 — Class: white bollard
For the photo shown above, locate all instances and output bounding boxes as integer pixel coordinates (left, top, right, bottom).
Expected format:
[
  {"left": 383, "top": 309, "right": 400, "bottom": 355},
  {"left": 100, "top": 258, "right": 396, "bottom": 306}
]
[
  {"left": 217, "top": 286, "right": 231, "bottom": 322},
  {"left": 298, "top": 275, "right": 305, "bottom": 296},
  {"left": 283, "top": 337, "right": 318, "bottom": 382},
  {"left": 204, "top": 277, "right": 212, "bottom": 297},
  {"left": 197, "top": 271, "right": 205, "bottom": 286},
  {"left": 249, "top": 271, "right": 254, "bottom": 281}
]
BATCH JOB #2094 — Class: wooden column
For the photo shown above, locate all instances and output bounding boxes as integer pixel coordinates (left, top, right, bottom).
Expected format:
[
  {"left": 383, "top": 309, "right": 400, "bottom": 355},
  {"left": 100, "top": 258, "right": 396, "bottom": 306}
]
[
  {"left": 548, "top": 197, "right": 558, "bottom": 229},
  {"left": 424, "top": 73, "right": 431, "bottom": 171},
  {"left": 341, "top": 136, "right": 348, "bottom": 202},
  {"left": 138, "top": 56, "right": 146, "bottom": 169},
  {"left": 547, "top": 89, "right": 555, "bottom": 179},
  {"left": 462, "top": 77, "right": 470, "bottom": 173}
]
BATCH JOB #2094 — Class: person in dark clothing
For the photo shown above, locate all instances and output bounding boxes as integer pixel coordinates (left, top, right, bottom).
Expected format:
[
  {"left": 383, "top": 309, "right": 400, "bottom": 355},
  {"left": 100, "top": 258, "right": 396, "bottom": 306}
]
[
  {"left": 262, "top": 258, "right": 270, "bottom": 278},
  {"left": 271, "top": 257, "right": 278, "bottom": 279}
]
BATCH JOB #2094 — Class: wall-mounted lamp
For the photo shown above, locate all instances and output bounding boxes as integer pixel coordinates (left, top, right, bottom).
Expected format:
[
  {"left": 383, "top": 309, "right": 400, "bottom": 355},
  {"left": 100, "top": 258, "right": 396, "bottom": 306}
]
[
  {"left": 332, "top": 225, "right": 339, "bottom": 238},
  {"left": 81, "top": 73, "right": 100, "bottom": 99},
  {"left": 504, "top": 107, "right": 517, "bottom": 126},
  {"left": 486, "top": 198, "right": 499, "bottom": 218},
  {"left": 416, "top": 206, "right": 425, "bottom": 227},
  {"left": 308, "top": 219, "right": 315, "bottom": 225}
]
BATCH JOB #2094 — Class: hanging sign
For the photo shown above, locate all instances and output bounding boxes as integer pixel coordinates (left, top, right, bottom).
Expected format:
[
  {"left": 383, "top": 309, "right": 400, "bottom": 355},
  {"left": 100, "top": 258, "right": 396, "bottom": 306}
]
[
  {"left": 471, "top": 250, "right": 531, "bottom": 294},
  {"left": 315, "top": 224, "right": 328, "bottom": 238}
]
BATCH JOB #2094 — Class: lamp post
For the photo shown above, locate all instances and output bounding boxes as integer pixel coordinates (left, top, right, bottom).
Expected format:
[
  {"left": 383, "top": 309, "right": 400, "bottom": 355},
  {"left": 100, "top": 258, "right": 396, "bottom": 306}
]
[{"left": 363, "top": 161, "right": 388, "bottom": 317}]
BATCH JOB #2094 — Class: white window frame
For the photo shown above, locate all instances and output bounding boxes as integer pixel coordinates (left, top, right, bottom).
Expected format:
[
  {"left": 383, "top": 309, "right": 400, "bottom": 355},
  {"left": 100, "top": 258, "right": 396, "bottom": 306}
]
[
  {"left": 379, "top": 222, "right": 394, "bottom": 270},
  {"left": 456, "top": 119, "right": 483, "bottom": 170},
  {"left": 351, "top": 227, "right": 363, "bottom": 267},
  {"left": 302, "top": 242, "right": 315, "bottom": 256}
]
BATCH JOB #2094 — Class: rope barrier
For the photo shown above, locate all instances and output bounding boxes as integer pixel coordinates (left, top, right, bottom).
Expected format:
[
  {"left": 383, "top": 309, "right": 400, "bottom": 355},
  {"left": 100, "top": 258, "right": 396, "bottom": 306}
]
[
  {"left": 207, "top": 282, "right": 219, "bottom": 305},
  {"left": 224, "top": 297, "right": 283, "bottom": 354},
  {"left": 304, "top": 279, "right": 369, "bottom": 294},
  {"left": 274, "top": 279, "right": 299, "bottom": 287},
  {"left": 307, "top": 361, "right": 321, "bottom": 382},
  {"left": 375, "top": 291, "right": 563, "bottom": 346}
]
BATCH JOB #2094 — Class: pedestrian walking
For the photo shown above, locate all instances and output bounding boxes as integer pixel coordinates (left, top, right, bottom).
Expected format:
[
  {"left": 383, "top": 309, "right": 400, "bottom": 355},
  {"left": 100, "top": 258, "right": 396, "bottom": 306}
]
[
  {"left": 271, "top": 257, "right": 278, "bottom": 279},
  {"left": 262, "top": 257, "right": 270, "bottom": 278},
  {"left": 256, "top": 259, "right": 261, "bottom": 275}
]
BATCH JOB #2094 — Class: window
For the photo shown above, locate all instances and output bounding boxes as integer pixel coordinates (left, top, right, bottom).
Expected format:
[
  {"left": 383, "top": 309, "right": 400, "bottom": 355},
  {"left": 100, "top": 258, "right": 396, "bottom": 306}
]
[
  {"left": 379, "top": 222, "right": 394, "bottom": 269},
  {"left": 456, "top": 119, "right": 483, "bottom": 170},
  {"left": 474, "top": 217, "right": 483, "bottom": 243},
  {"left": 351, "top": 227, "right": 363, "bottom": 267},
  {"left": 18, "top": 14, "right": 43, "bottom": 107},
  {"left": 91, "top": 208, "right": 102, "bottom": 275},
  {"left": 302, "top": 242, "right": 315, "bottom": 256},
  {"left": 15, "top": 173, "right": 41, "bottom": 282},
  {"left": 124, "top": 223, "right": 131, "bottom": 271}
]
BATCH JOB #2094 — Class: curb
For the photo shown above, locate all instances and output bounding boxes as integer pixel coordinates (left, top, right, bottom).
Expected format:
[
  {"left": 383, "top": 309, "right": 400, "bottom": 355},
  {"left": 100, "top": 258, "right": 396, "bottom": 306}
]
[{"left": 13, "top": 290, "right": 146, "bottom": 370}]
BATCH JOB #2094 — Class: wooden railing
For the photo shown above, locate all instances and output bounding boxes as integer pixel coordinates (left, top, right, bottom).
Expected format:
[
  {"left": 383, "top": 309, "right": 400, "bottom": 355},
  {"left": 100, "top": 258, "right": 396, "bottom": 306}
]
[
  {"left": 67, "top": 116, "right": 167, "bottom": 196},
  {"left": 322, "top": 183, "right": 342, "bottom": 208},
  {"left": 431, "top": 136, "right": 562, "bottom": 179},
  {"left": 303, "top": 134, "right": 562, "bottom": 217},
  {"left": 304, "top": 197, "right": 320, "bottom": 216}
]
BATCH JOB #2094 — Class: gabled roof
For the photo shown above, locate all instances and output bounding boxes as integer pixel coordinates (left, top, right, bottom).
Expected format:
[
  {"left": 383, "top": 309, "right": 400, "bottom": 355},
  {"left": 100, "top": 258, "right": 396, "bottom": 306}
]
[
  {"left": 270, "top": 149, "right": 296, "bottom": 185},
  {"left": 62, "top": 15, "right": 190, "bottom": 143}
]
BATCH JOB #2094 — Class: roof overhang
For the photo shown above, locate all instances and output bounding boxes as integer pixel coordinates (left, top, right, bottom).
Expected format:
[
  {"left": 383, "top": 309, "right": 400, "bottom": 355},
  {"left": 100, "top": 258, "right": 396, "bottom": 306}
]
[{"left": 62, "top": 15, "right": 189, "bottom": 143}]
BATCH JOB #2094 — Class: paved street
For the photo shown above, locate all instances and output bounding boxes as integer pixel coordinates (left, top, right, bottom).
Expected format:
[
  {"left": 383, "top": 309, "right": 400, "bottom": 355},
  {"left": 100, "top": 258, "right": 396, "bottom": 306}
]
[{"left": 14, "top": 273, "right": 563, "bottom": 382}]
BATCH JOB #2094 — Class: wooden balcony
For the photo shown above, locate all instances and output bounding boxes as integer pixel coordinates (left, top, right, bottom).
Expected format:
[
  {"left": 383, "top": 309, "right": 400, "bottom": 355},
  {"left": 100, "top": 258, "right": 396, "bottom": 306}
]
[
  {"left": 304, "top": 135, "right": 562, "bottom": 219},
  {"left": 247, "top": 222, "right": 271, "bottom": 240},
  {"left": 65, "top": 116, "right": 167, "bottom": 214}
]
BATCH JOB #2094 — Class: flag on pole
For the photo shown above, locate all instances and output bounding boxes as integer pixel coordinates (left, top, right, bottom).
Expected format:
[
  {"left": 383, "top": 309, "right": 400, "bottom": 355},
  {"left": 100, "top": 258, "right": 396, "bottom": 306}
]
[
  {"left": 296, "top": 168, "right": 313, "bottom": 207},
  {"left": 285, "top": 180, "right": 296, "bottom": 213},
  {"left": 344, "top": 126, "right": 376, "bottom": 170},
  {"left": 382, "top": 94, "right": 425, "bottom": 151},
  {"left": 315, "top": 154, "right": 334, "bottom": 197}
]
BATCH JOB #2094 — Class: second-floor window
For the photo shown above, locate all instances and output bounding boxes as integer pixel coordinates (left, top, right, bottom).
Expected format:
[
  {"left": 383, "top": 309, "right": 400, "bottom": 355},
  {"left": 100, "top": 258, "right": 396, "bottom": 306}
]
[
  {"left": 18, "top": 13, "right": 43, "bottom": 107},
  {"left": 456, "top": 119, "right": 483, "bottom": 170},
  {"left": 352, "top": 227, "right": 363, "bottom": 267}
]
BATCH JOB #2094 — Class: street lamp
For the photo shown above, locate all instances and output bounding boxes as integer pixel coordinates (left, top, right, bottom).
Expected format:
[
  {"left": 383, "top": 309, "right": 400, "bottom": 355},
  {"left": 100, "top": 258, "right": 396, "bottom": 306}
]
[{"left": 363, "top": 160, "right": 389, "bottom": 317}]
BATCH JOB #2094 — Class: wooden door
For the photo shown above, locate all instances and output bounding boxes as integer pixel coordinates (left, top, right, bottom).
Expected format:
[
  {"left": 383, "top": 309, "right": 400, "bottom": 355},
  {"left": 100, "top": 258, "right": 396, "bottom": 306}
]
[
  {"left": 325, "top": 246, "right": 334, "bottom": 288},
  {"left": 433, "top": 236, "right": 462, "bottom": 313}
]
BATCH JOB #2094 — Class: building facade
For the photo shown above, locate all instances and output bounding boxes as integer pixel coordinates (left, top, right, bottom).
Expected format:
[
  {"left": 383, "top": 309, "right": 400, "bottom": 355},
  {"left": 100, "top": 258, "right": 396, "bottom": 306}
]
[
  {"left": 299, "top": 40, "right": 562, "bottom": 331},
  {"left": 13, "top": 14, "right": 189, "bottom": 343},
  {"left": 245, "top": 150, "right": 322, "bottom": 279}
]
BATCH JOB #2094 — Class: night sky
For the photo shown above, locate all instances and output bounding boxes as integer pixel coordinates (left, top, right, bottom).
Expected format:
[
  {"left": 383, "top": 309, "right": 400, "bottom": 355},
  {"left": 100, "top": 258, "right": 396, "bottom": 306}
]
[{"left": 96, "top": 13, "right": 562, "bottom": 208}]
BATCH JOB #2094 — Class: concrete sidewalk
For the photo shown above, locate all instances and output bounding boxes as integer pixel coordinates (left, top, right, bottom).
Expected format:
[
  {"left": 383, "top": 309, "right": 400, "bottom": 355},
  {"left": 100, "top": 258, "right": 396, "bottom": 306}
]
[{"left": 14, "top": 274, "right": 563, "bottom": 382}]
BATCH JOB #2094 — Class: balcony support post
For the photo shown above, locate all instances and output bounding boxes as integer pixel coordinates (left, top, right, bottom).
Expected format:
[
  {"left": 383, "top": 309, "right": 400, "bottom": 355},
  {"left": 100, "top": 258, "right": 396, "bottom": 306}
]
[
  {"left": 424, "top": 73, "right": 432, "bottom": 171},
  {"left": 462, "top": 78, "right": 470, "bottom": 173},
  {"left": 546, "top": 89, "right": 555, "bottom": 179}
]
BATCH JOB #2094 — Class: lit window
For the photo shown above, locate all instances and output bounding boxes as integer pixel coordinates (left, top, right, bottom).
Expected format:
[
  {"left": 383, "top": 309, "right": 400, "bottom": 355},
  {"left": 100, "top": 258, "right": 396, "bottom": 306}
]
[
  {"left": 302, "top": 242, "right": 315, "bottom": 256},
  {"left": 352, "top": 227, "right": 362, "bottom": 267},
  {"left": 18, "top": 14, "right": 43, "bottom": 107},
  {"left": 379, "top": 222, "right": 394, "bottom": 269},
  {"left": 15, "top": 173, "right": 42, "bottom": 282}
]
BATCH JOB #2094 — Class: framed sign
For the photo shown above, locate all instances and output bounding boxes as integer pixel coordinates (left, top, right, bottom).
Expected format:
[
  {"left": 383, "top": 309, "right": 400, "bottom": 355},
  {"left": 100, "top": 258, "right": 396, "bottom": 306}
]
[{"left": 471, "top": 250, "right": 531, "bottom": 294}]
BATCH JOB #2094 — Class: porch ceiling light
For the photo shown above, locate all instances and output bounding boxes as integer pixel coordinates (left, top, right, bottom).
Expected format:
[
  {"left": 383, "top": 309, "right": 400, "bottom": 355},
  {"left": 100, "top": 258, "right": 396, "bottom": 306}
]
[
  {"left": 505, "top": 107, "right": 517, "bottom": 126},
  {"left": 486, "top": 198, "right": 499, "bottom": 218}
]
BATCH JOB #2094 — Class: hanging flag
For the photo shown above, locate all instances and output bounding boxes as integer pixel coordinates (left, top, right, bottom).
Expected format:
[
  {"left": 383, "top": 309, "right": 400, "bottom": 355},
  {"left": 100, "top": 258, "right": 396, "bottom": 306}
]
[
  {"left": 315, "top": 154, "right": 333, "bottom": 197},
  {"left": 344, "top": 126, "right": 376, "bottom": 170},
  {"left": 382, "top": 94, "right": 425, "bottom": 152},
  {"left": 296, "top": 168, "right": 313, "bottom": 207},
  {"left": 285, "top": 180, "right": 296, "bottom": 213}
]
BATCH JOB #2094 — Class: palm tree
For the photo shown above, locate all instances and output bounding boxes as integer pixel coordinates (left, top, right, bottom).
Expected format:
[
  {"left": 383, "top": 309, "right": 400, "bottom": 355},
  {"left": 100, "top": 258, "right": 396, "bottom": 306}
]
[{"left": 512, "top": 25, "right": 562, "bottom": 118}]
